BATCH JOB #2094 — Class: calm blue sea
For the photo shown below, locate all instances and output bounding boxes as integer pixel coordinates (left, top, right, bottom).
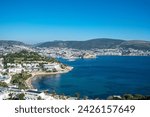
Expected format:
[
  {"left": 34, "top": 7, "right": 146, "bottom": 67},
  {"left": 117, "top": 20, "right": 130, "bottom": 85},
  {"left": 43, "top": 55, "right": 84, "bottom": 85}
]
[{"left": 32, "top": 56, "right": 150, "bottom": 99}]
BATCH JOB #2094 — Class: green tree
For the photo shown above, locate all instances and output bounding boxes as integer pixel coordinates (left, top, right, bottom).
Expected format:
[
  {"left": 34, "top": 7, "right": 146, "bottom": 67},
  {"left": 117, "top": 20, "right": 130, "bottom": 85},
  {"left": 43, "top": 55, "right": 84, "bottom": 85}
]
[
  {"left": 11, "top": 73, "right": 32, "bottom": 89},
  {"left": 0, "top": 82, "right": 8, "bottom": 87},
  {"left": 17, "top": 93, "right": 25, "bottom": 100},
  {"left": 37, "top": 96, "right": 42, "bottom": 100},
  {"left": 122, "top": 94, "right": 133, "bottom": 100},
  {"left": 133, "top": 94, "right": 145, "bottom": 100}
]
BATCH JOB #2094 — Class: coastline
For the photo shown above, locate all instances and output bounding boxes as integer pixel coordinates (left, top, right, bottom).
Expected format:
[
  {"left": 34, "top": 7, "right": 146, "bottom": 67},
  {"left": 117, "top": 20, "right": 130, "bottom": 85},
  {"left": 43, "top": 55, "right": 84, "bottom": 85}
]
[{"left": 25, "top": 66, "right": 73, "bottom": 89}]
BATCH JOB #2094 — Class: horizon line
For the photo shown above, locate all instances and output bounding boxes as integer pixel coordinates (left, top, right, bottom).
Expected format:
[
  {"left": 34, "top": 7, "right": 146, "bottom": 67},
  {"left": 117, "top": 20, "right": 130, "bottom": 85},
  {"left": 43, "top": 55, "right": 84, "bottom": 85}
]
[{"left": 0, "top": 37, "right": 150, "bottom": 45}]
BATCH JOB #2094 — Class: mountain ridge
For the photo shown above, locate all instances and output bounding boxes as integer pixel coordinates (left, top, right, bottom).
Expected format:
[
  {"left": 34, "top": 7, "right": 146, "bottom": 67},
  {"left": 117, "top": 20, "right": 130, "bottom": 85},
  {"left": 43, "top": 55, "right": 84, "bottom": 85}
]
[
  {"left": 0, "top": 40, "right": 27, "bottom": 46},
  {"left": 35, "top": 38, "right": 150, "bottom": 50},
  {"left": 1, "top": 38, "right": 150, "bottom": 50}
]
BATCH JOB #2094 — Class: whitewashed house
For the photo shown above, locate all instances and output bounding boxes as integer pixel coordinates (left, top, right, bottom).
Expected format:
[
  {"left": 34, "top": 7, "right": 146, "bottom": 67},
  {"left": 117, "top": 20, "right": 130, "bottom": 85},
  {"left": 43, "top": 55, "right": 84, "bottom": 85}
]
[
  {"left": 0, "top": 92, "right": 9, "bottom": 100},
  {"left": 24, "top": 90, "right": 46, "bottom": 100},
  {"left": 0, "top": 87, "right": 9, "bottom": 100},
  {"left": 0, "top": 74, "right": 11, "bottom": 84},
  {"left": 43, "top": 63, "right": 61, "bottom": 71},
  {"left": 8, "top": 68, "right": 24, "bottom": 73}
]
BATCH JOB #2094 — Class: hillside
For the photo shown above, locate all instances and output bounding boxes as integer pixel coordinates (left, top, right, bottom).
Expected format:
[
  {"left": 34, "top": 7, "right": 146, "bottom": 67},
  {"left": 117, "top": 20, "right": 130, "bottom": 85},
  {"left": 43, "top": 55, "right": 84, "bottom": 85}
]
[
  {"left": 1, "top": 38, "right": 150, "bottom": 50},
  {"left": 0, "top": 40, "right": 26, "bottom": 46},
  {"left": 3, "top": 50, "right": 58, "bottom": 64},
  {"left": 119, "top": 40, "right": 150, "bottom": 50},
  {"left": 36, "top": 38, "right": 150, "bottom": 50}
]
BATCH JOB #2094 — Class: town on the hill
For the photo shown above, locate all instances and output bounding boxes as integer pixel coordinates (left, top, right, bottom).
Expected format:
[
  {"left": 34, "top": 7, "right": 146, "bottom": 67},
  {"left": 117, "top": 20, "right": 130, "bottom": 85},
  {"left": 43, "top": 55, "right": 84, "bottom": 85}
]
[
  {"left": 0, "top": 50, "right": 74, "bottom": 100},
  {"left": 0, "top": 40, "right": 150, "bottom": 100}
]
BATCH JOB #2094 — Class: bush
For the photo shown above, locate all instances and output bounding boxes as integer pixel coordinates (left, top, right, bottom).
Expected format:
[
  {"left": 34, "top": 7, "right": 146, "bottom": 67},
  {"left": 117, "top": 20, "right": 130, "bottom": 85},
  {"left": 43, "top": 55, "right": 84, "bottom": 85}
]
[
  {"left": 17, "top": 93, "right": 25, "bottom": 100},
  {"left": 0, "top": 82, "right": 8, "bottom": 87},
  {"left": 122, "top": 94, "right": 134, "bottom": 100}
]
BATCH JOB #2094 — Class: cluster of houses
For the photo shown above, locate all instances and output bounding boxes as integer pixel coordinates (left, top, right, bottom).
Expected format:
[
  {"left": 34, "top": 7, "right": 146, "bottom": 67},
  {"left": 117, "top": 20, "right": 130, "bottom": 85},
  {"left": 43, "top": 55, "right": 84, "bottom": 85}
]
[
  {"left": 0, "top": 58, "right": 70, "bottom": 100},
  {"left": 0, "top": 57, "right": 63, "bottom": 85},
  {"left": 0, "top": 86, "right": 53, "bottom": 100},
  {"left": 0, "top": 51, "right": 73, "bottom": 100},
  {"left": 0, "top": 58, "right": 4, "bottom": 72},
  {"left": 0, "top": 86, "right": 76, "bottom": 100},
  {"left": 6, "top": 62, "right": 62, "bottom": 73},
  {"left": 7, "top": 63, "right": 40, "bottom": 73},
  {"left": 0, "top": 58, "right": 11, "bottom": 83},
  {"left": 36, "top": 47, "right": 150, "bottom": 61},
  {"left": 0, "top": 56, "right": 65, "bottom": 100}
]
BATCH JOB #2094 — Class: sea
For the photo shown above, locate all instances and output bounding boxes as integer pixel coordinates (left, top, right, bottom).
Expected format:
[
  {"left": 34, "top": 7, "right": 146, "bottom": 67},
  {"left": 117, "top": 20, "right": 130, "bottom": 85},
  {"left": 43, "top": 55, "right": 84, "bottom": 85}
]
[{"left": 32, "top": 56, "right": 150, "bottom": 99}]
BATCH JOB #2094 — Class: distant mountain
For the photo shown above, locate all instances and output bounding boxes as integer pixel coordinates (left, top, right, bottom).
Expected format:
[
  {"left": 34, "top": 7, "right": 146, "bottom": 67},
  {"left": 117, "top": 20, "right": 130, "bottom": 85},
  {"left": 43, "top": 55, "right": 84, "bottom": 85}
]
[
  {"left": 119, "top": 40, "right": 150, "bottom": 50},
  {"left": 36, "top": 38, "right": 150, "bottom": 50},
  {"left": 1, "top": 39, "right": 150, "bottom": 51},
  {"left": 0, "top": 40, "right": 27, "bottom": 46}
]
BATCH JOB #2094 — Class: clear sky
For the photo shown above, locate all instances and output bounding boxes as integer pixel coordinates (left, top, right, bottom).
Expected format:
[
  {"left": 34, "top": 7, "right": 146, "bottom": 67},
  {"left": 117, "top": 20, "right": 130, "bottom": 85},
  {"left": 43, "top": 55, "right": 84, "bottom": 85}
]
[{"left": 0, "top": 0, "right": 150, "bottom": 44}]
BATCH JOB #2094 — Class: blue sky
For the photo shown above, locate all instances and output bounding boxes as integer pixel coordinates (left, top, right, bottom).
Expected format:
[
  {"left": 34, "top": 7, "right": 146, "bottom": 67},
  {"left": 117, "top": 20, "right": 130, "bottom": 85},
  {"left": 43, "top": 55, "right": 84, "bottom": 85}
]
[{"left": 0, "top": 0, "right": 150, "bottom": 44}]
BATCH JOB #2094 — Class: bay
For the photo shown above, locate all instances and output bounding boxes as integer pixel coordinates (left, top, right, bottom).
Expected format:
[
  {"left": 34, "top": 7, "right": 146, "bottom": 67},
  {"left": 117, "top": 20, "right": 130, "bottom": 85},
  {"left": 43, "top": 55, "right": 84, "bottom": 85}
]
[{"left": 32, "top": 56, "right": 150, "bottom": 99}]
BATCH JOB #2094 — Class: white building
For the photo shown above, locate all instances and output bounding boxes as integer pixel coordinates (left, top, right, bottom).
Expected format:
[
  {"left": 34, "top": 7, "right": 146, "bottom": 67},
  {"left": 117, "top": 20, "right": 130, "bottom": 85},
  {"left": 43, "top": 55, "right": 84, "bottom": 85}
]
[
  {"left": 0, "top": 87, "right": 9, "bottom": 100},
  {"left": 24, "top": 90, "right": 46, "bottom": 100},
  {"left": 8, "top": 68, "right": 24, "bottom": 73},
  {"left": 0, "top": 74, "right": 11, "bottom": 84},
  {"left": 0, "top": 92, "right": 9, "bottom": 100},
  {"left": 43, "top": 63, "right": 61, "bottom": 71}
]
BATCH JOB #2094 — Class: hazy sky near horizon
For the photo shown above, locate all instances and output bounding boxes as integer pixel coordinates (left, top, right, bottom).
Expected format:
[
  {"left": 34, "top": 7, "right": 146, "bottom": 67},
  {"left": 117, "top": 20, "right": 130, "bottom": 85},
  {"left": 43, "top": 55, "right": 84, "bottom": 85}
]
[{"left": 0, "top": 0, "right": 150, "bottom": 44}]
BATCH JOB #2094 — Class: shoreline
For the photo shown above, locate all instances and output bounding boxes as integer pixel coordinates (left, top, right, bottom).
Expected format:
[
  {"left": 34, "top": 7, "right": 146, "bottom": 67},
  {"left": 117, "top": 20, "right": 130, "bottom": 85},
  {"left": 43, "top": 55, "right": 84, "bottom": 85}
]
[{"left": 25, "top": 66, "right": 73, "bottom": 89}]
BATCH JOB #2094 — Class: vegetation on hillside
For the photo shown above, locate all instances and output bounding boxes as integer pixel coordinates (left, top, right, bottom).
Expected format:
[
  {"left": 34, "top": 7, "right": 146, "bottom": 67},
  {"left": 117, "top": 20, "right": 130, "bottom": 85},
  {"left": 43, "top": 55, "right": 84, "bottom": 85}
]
[
  {"left": 10, "top": 72, "right": 32, "bottom": 89},
  {"left": 17, "top": 93, "right": 25, "bottom": 100},
  {"left": 3, "top": 50, "right": 58, "bottom": 68},
  {"left": 0, "top": 81, "right": 8, "bottom": 87}
]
